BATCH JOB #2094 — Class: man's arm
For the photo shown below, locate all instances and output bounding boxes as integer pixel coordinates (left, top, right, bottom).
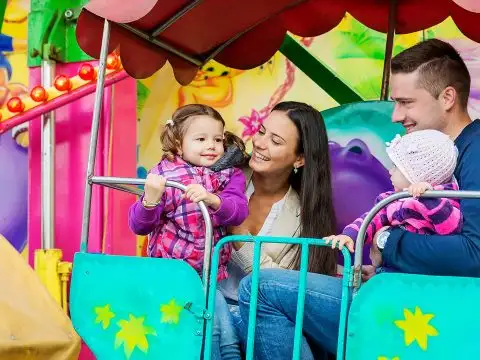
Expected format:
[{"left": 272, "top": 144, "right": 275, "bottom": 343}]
[{"left": 382, "top": 140, "right": 480, "bottom": 277}]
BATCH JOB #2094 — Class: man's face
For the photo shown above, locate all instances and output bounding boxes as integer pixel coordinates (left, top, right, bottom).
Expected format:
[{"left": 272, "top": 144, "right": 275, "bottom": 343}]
[{"left": 390, "top": 70, "right": 447, "bottom": 134}]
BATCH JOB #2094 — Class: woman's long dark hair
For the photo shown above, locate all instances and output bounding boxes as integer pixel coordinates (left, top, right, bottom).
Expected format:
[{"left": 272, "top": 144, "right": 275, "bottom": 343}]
[{"left": 272, "top": 101, "right": 337, "bottom": 275}]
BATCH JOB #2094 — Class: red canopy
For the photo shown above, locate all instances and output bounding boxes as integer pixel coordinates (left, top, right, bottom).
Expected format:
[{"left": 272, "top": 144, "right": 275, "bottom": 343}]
[{"left": 76, "top": 0, "right": 480, "bottom": 85}]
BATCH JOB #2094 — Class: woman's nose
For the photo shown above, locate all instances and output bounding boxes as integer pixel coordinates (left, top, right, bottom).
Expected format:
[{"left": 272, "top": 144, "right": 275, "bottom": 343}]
[{"left": 253, "top": 135, "right": 267, "bottom": 149}]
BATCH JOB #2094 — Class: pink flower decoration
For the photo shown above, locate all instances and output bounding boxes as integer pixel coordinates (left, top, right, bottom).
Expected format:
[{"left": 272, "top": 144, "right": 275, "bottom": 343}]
[{"left": 238, "top": 109, "right": 267, "bottom": 138}]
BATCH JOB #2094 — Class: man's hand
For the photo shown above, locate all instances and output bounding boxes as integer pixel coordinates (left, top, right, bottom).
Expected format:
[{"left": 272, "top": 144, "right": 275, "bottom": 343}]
[
  {"left": 370, "top": 226, "right": 390, "bottom": 267},
  {"left": 369, "top": 237, "right": 383, "bottom": 267},
  {"left": 362, "top": 265, "right": 376, "bottom": 282}
]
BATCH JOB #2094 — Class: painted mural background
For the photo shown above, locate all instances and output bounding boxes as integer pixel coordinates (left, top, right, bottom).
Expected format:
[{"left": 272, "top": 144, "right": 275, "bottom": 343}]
[
  {"left": 0, "top": 0, "right": 29, "bottom": 257},
  {"left": 1, "top": 4, "right": 480, "bottom": 255}
]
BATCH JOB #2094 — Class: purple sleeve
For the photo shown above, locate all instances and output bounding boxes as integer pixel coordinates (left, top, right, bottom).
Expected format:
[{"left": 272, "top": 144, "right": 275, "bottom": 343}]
[
  {"left": 211, "top": 168, "right": 248, "bottom": 226},
  {"left": 128, "top": 196, "right": 165, "bottom": 235},
  {"left": 341, "top": 192, "right": 393, "bottom": 244}
]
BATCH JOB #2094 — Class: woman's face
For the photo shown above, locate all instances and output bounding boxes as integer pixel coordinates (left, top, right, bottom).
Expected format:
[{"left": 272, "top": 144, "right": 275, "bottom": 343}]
[{"left": 249, "top": 110, "right": 304, "bottom": 175}]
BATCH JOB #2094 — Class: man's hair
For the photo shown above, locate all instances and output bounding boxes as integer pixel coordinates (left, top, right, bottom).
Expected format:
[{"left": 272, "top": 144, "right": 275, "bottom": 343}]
[{"left": 391, "top": 39, "right": 471, "bottom": 109}]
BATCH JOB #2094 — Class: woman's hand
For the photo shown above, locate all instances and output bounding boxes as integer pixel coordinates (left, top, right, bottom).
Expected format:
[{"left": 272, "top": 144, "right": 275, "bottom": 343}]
[
  {"left": 144, "top": 173, "right": 167, "bottom": 204},
  {"left": 184, "top": 184, "right": 221, "bottom": 210},
  {"left": 228, "top": 224, "right": 249, "bottom": 250},
  {"left": 324, "top": 235, "right": 355, "bottom": 252}
]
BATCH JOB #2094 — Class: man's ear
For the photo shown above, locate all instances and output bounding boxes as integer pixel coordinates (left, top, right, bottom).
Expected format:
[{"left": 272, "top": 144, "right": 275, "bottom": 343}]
[{"left": 440, "top": 86, "right": 456, "bottom": 111}]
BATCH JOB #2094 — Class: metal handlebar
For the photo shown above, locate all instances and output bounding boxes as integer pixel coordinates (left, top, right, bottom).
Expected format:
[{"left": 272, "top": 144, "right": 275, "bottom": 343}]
[
  {"left": 85, "top": 176, "right": 214, "bottom": 296},
  {"left": 352, "top": 189, "right": 480, "bottom": 294}
]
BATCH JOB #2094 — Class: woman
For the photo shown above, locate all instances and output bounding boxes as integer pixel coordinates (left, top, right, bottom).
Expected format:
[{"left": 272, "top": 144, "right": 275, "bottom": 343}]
[{"left": 213, "top": 101, "right": 338, "bottom": 359}]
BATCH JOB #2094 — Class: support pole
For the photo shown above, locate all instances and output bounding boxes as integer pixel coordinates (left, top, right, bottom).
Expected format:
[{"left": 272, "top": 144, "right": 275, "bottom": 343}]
[
  {"left": 41, "top": 59, "right": 56, "bottom": 249},
  {"left": 380, "top": 0, "right": 397, "bottom": 100},
  {"left": 80, "top": 19, "right": 111, "bottom": 253}
]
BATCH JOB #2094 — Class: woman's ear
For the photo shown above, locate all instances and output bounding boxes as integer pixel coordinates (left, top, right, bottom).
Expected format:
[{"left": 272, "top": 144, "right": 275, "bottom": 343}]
[{"left": 294, "top": 155, "right": 305, "bottom": 169}]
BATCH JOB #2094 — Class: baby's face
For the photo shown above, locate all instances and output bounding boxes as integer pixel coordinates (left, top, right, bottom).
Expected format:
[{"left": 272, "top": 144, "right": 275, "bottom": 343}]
[
  {"left": 389, "top": 166, "right": 410, "bottom": 192},
  {"left": 180, "top": 115, "right": 225, "bottom": 167}
]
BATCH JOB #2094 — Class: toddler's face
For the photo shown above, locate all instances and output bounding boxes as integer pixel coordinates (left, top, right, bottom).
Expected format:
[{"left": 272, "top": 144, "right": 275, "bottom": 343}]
[
  {"left": 389, "top": 166, "right": 410, "bottom": 192},
  {"left": 180, "top": 115, "right": 225, "bottom": 167}
]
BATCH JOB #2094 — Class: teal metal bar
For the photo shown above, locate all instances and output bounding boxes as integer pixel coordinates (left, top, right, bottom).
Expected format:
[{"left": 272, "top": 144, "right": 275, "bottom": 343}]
[
  {"left": 204, "top": 235, "right": 352, "bottom": 360},
  {"left": 245, "top": 240, "right": 263, "bottom": 360},
  {"left": 279, "top": 34, "right": 363, "bottom": 105},
  {"left": 292, "top": 242, "right": 309, "bottom": 360}
]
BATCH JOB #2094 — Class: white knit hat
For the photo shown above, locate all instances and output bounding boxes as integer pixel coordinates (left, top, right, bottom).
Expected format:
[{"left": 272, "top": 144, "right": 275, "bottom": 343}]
[{"left": 386, "top": 130, "right": 458, "bottom": 186}]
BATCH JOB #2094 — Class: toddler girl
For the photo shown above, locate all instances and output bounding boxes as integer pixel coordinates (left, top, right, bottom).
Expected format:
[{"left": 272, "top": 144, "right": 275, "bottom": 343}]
[
  {"left": 128, "top": 104, "right": 248, "bottom": 280},
  {"left": 325, "top": 129, "right": 462, "bottom": 267}
]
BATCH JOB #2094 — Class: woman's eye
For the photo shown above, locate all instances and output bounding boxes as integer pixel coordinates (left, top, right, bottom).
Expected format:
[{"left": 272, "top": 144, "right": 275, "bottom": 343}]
[{"left": 197, "top": 138, "right": 205, "bottom": 142}]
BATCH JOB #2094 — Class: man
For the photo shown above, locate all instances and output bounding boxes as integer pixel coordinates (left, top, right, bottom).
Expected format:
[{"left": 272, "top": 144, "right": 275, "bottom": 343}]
[
  {"left": 237, "top": 39, "right": 480, "bottom": 360},
  {"left": 378, "top": 38, "right": 480, "bottom": 276}
]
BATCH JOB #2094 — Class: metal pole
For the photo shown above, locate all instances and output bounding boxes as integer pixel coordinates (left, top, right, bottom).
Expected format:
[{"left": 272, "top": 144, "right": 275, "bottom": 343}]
[
  {"left": 380, "top": 0, "right": 397, "bottom": 100},
  {"left": 79, "top": 19, "right": 111, "bottom": 253},
  {"left": 352, "top": 190, "right": 480, "bottom": 294},
  {"left": 41, "top": 59, "right": 56, "bottom": 249},
  {"left": 89, "top": 177, "right": 214, "bottom": 294}
]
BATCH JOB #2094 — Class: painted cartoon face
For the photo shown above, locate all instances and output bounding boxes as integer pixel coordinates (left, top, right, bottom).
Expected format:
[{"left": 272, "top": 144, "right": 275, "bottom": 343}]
[
  {"left": 329, "top": 139, "right": 392, "bottom": 233},
  {"left": 180, "top": 115, "right": 225, "bottom": 167}
]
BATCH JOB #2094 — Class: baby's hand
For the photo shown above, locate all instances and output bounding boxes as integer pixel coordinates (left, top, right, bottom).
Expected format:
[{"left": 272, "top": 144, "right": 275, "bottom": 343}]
[
  {"left": 324, "top": 235, "right": 355, "bottom": 253},
  {"left": 407, "top": 182, "right": 433, "bottom": 198},
  {"left": 184, "top": 184, "right": 221, "bottom": 209}
]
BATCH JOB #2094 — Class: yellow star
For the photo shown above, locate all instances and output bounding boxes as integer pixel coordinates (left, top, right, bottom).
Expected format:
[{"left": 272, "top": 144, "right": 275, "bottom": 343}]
[
  {"left": 114, "top": 314, "right": 157, "bottom": 359},
  {"left": 377, "top": 356, "right": 400, "bottom": 360},
  {"left": 94, "top": 304, "right": 115, "bottom": 329},
  {"left": 394, "top": 306, "right": 439, "bottom": 350},
  {"left": 160, "top": 299, "right": 183, "bottom": 324}
]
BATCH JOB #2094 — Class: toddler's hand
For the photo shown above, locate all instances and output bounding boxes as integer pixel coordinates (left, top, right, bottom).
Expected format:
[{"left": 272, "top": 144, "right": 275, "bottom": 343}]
[
  {"left": 407, "top": 182, "right": 433, "bottom": 198},
  {"left": 144, "top": 173, "right": 167, "bottom": 204},
  {"left": 184, "top": 184, "right": 221, "bottom": 209},
  {"left": 324, "top": 235, "right": 355, "bottom": 252},
  {"left": 184, "top": 184, "right": 209, "bottom": 202}
]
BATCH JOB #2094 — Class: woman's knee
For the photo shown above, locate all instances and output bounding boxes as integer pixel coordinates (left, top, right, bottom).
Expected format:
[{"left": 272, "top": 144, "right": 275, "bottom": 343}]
[{"left": 238, "top": 274, "right": 253, "bottom": 305}]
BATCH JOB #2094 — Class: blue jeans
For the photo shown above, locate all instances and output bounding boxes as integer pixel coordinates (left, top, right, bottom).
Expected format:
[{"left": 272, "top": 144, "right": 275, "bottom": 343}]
[
  {"left": 211, "top": 290, "right": 242, "bottom": 360},
  {"left": 237, "top": 269, "right": 346, "bottom": 360}
]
